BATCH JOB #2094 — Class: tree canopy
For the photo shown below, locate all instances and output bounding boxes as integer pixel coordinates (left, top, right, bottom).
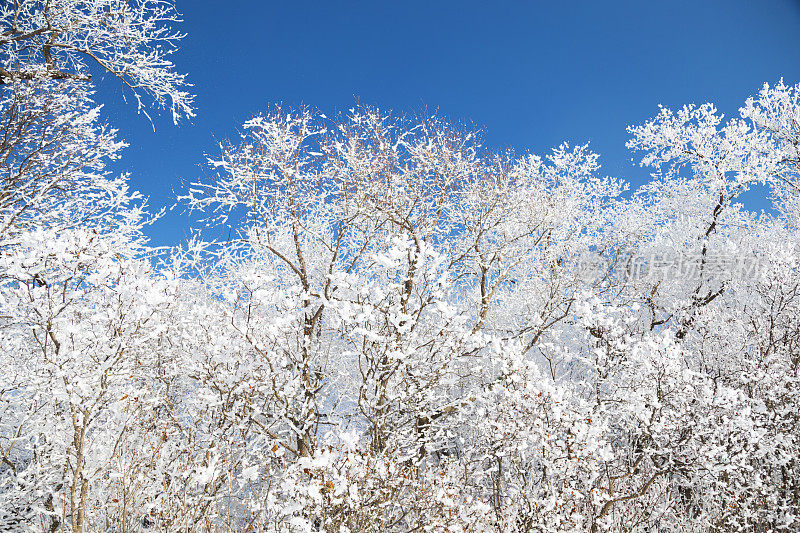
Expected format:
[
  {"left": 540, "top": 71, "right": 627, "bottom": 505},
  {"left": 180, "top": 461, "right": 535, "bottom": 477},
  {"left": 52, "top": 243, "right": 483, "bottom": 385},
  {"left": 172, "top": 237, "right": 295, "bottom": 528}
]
[{"left": 1, "top": 2, "right": 800, "bottom": 532}]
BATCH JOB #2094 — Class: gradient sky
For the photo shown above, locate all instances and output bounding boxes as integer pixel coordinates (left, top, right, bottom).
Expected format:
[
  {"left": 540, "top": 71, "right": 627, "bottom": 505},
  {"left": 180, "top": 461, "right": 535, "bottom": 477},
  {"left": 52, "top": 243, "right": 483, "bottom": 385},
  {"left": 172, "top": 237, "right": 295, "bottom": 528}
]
[{"left": 99, "top": 0, "right": 800, "bottom": 246}]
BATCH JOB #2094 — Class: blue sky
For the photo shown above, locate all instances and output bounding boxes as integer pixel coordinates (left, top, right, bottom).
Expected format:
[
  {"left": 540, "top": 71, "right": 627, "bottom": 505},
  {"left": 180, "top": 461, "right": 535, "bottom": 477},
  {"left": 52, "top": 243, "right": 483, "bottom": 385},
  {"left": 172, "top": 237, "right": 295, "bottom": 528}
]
[{"left": 100, "top": 0, "right": 800, "bottom": 246}]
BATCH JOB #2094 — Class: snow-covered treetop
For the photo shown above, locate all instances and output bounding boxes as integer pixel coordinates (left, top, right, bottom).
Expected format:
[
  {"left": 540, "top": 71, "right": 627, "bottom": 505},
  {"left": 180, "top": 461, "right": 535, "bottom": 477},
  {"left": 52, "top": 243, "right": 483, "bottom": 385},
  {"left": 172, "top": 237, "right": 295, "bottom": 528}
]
[{"left": 0, "top": 0, "right": 194, "bottom": 122}]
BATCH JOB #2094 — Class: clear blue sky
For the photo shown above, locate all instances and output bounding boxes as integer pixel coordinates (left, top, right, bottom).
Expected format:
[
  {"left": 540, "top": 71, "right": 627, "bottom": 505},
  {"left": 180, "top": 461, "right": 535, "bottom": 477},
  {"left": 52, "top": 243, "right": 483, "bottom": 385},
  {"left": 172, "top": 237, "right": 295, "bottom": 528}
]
[{"left": 100, "top": 0, "right": 800, "bottom": 246}]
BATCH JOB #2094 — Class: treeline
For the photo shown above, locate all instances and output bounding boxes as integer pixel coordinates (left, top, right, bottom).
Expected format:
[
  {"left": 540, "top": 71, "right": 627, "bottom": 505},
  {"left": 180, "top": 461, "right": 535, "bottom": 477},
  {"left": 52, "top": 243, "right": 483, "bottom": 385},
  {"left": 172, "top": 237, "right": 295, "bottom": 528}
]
[{"left": 1, "top": 2, "right": 800, "bottom": 532}]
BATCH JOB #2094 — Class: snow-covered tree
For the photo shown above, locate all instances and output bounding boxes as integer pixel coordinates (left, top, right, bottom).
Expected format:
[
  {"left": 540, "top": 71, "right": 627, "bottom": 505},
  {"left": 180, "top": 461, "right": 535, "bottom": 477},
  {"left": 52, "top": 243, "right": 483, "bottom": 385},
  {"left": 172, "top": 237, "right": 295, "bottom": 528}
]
[{"left": 3, "top": 2, "right": 800, "bottom": 527}]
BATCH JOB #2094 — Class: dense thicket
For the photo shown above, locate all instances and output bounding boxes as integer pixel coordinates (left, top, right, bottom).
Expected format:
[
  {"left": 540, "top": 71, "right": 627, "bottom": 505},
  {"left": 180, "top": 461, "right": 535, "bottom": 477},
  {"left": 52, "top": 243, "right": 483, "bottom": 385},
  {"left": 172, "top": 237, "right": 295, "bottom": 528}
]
[{"left": 2, "top": 2, "right": 800, "bottom": 532}]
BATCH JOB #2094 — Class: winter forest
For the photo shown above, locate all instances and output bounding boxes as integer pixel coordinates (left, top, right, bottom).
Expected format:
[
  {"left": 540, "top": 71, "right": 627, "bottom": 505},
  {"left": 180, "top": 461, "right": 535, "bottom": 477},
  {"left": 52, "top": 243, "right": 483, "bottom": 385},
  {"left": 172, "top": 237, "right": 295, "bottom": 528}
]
[{"left": 2, "top": 2, "right": 800, "bottom": 532}]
